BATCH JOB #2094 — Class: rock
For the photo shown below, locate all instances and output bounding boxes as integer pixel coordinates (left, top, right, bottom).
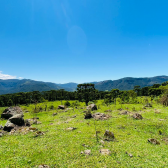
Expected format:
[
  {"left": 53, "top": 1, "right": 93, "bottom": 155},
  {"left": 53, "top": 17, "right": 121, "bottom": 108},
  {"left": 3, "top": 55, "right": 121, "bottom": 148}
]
[
  {"left": 87, "top": 104, "right": 97, "bottom": 111},
  {"left": 92, "top": 112, "right": 109, "bottom": 120},
  {"left": 104, "top": 110, "right": 112, "bottom": 112},
  {"left": 1, "top": 106, "right": 23, "bottom": 119},
  {"left": 3, "top": 121, "right": 15, "bottom": 132},
  {"left": 104, "top": 130, "right": 115, "bottom": 141},
  {"left": 148, "top": 138, "right": 160, "bottom": 145},
  {"left": 27, "top": 119, "right": 41, "bottom": 125},
  {"left": 125, "top": 152, "right": 133, "bottom": 157},
  {"left": 119, "top": 110, "right": 130, "bottom": 115},
  {"left": 84, "top": 150, "right": 91, "bottom": 155},
  {"left": 0, "top": 125, "right": 4, "bottom": 130},
  {"left": 57, "top": 105, "right": 65, "bottom": 110},
  {"left": 145, "top": 103, "right": 152, "bottom": 107},
  {"left": 66, "top": 108, "right": 73, "bottom": 110},
  {"left": 66, "top": 127, "right": 77, "bottom": 131},
  {"left": 24, "top": 119, "right": 31, "bottom": 127},
  {"left": 35, "top": 131, "right": 44, "bottom": 137},
  {"left": 132, "top": 113, "right": 143, "bottom": 120},
  {"left": 52, "top": 113, "right": 57, "bottom": 116},
  {"left": 100, "top": 140, "right": 105, "bottom": 145},
  {"left": 32, "top": 117, "right": 39, "bottom": 120},
  {"left": 84, "top": 111, "right": 92, "bottom": 119},
  {"left": 0, "top": 132, "right": 3, "bottom": 137},
  {"left": 100, "top": 149, "right": 111, "bottom": 155},
  {"left": 9, "top": 114, "right": 24, "bottom": 126},
  {"left": 38, "top": 165, "right": 50, "bottom": 168},
  {"left": 71, "top": 115, "right": 77, "bottom": 118}
]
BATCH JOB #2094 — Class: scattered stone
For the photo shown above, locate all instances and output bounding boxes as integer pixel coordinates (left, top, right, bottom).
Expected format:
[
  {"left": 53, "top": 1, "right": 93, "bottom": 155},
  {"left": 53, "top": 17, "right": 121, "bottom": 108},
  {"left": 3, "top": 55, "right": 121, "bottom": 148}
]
[
  {"left": 32, "top": 117, "right": 39, "bottom": 120},
  {"left": 84, "top": 111, "right": 92, "bottom": 119},
  {"left": 71, "top": 115, "right": 77, "bottom": 118},
  {"left": 49, "top": 123, "right": 53, "bottom": 125},
  {"left": 100, "top": 140, "right": 105, "bottom": 145},
  {"left": 132, "top": 113, "right": 143, "bottom": 120},
  {"left": 66, "top": 127, "right": 77, "bottom": 131},
  {"left": 148, "top": 138, "right": 160, "bottom": 145},
  {"left": 83, "top": 110, "right": 88, "bottom": 113},
  {"left": 57, "top": 105, "right": 65, "bottom": 110},
  {"left": 66, "top": 108, "right": 73, "bottom": 110},
  {"left": 0, "top": 132, "right": 3, "bottom": 137},
  {"left": 119, "top": 111, "right": 130, "bottom": 115},
  {"left": 159, "top": 119, "right": 164, "bottom": 121},
  {"left": 92, "top": 112, "right": 109, "bottom": 120},
  {"left": 84, "top": 150, "right": 91, "bottom": 155},
  {"left": 3, "top": 121, "right": 15, "bottom": 132},
  {"left": 125, "top": 152, "right": 133, "bottom": 157},
  {"left": 104, "top": 110, "right": 112, "bottom": 112},
  {"left": 29, "top": 127, "right": 38, "bottom": 131},
  {"left": 1, "top": 106, "right": 23, "bottom": 119},
  {"left": 24, "top": 119, "right": 31, "bottom": 127},
  {"left": 145, "top": 103, "right": 152, "bottom": 107},
  {"left": 38, "top": 165, "right": 50, "bottom": 168},
  {"left": 82, "top": 144, "right": 89, "bottom": 147},
  {"left": 35, "top": 131, "right": 44, "bottom": 137},
  {"left": 104, "top": 130, "right": 115, "bottom": 141},
  {"left": 0, "top": 125, "right": 4, "bottom": 130},
  {"left": 80, "top": 151, "right": 84, "bottom": 154},
  {"left": 28, "top": 119, "right": 41, "bottom": 125},
  {"left": 87, "top": 104, "right": 97, "bottom": 111},
  {"left": 100, "top": 149, "right": 111, "bottom": 155},
  {"left": 9, "top": 114, "right": 25, "bottom": 126},
  {"left": 52, "top": 113, "right": 57, "bottom": 116}
]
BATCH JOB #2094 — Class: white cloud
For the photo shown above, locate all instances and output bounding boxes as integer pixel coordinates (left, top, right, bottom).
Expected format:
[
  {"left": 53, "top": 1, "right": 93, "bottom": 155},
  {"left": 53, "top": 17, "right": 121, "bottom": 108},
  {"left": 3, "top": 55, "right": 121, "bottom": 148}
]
[{"left": 0, "top": 71, "right": 17, "bottom": 80}]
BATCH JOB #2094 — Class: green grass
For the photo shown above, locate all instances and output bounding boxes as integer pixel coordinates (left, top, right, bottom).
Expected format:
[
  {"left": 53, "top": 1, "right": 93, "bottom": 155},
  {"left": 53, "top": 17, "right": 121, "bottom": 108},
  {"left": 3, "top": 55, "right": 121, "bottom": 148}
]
[{"left": 0, "top": 100, "right": 168, "bottom": 167}]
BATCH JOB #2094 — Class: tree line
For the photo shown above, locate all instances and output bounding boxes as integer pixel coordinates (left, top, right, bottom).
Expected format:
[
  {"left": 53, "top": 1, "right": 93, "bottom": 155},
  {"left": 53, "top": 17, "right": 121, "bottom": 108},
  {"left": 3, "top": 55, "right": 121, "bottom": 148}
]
[{"left": 0, "top": 82, "right": 168, "bottom": 107}]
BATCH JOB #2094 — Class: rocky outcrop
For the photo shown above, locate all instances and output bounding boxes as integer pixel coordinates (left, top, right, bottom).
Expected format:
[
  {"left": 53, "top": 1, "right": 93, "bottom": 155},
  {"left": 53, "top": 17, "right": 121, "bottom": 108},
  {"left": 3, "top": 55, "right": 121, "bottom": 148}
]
[
  {"left": 87, "top": 104, "right": 97, "bottom": 111},
  {"left": 9, "top": 114, "right": 25, "bottom": 126},
  {"left": 57, "top": 105, "right": 65, "bottom": 110},
  {"left": 1, "top": 106, "right": 23, "bottom": 119},
  {"left": 132, "top": 113, "right": 143, "bottom": 120}
]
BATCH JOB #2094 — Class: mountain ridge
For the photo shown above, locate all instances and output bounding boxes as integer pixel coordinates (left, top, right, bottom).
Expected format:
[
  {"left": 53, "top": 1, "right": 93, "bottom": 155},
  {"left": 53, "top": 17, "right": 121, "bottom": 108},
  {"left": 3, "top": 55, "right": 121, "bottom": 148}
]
[{"left": 0, "top": 75, "right": 168, "bottom": 95}]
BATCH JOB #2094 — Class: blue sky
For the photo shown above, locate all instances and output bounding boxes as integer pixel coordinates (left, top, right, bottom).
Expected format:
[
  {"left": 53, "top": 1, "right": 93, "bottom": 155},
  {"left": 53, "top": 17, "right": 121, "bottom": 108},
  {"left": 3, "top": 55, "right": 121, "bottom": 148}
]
[{"left": 0, "top": 0, "right": 168, "bottom": 83}]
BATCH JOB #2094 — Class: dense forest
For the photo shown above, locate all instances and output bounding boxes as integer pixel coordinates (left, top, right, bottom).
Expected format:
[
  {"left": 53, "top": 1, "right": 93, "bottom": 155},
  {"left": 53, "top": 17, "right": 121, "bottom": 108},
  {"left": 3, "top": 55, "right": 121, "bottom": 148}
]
[{"left": 0, "top": 81, "right": 168, "bottom": 107}]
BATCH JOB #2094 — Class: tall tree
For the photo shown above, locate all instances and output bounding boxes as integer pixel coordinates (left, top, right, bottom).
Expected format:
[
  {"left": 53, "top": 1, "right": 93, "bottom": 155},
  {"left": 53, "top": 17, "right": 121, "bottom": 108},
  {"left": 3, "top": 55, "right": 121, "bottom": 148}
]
[{"left": 77, "top": 83, "right": 96, "bottom": 105}]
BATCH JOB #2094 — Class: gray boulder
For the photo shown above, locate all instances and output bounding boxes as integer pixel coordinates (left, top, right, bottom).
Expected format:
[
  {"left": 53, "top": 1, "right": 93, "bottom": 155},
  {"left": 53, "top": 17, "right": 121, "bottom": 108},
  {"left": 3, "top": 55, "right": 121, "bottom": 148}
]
[
  {"left": 87, "top": 104, "right": 97, "bottom": 111},
  {"left": 3, "top": 121, "right": 15, "bottom": 132},
  {"left": 57, "top": 105, "right": 65, "bottom": 110},
  {"left": 1, "top": 106, "right": 23, "bottom": 119},
  {"left": 9, "top": 114, "right": 25, "bottom": 126}
]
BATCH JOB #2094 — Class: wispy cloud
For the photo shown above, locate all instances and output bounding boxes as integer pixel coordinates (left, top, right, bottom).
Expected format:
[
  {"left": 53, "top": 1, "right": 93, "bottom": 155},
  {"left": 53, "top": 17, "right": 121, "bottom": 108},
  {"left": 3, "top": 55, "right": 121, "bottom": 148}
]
[{"left": 0, "top": 71, "right": 17, "bottom": 80}]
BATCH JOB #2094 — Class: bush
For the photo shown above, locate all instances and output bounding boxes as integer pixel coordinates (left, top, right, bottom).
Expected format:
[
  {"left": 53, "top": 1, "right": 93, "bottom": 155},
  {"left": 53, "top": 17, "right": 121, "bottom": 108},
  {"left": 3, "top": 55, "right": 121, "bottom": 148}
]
[
  {"left": 49, "top": 105, "right": 55, "bottom": 110},
  {"left": 88, "top": 101, "right": 94, "bottom": 105},
  {"left": 64, "top": 101, "right": 71, "bottom": 107}
]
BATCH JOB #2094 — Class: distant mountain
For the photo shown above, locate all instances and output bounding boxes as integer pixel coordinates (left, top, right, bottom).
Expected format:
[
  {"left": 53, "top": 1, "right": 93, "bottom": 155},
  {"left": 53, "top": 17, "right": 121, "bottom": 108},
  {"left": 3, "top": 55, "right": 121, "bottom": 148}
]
[
  {"left": 94, "top": 76, "right": 168, "bottom": 91},
  {"left": 0, "top": 79, "right": 62, "bottom": 95},
  {"left": 0, "top": 76, "right": 168, "bottom": 95}
]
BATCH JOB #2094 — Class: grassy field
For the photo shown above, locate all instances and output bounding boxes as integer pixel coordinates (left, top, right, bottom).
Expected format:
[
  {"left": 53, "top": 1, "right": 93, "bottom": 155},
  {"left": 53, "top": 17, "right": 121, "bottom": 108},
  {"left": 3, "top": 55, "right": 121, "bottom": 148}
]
[{"left": 0, "top": 100, "right": 168, "bottom": 167}]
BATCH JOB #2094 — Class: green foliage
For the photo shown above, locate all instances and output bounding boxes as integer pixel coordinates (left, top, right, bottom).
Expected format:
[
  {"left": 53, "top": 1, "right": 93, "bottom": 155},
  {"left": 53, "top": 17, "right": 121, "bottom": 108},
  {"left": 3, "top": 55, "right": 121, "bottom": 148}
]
[
  {"left": 77, "top": 83, "right": 96, "bottom": 105},
  {"left": 88, "top": 101, "right": 94, "bottom": 105},
  {"left": 64, "top": 101, "right": 71, "bottom": 107},
  {"left": 7, "top": 99, "right": 13, "bottom": 106}
]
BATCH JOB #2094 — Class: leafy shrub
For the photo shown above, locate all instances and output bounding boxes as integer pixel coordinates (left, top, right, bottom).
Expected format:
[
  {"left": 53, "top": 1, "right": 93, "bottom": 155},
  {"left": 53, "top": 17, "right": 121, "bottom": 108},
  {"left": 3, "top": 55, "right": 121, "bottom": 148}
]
[
  {"left": 88, "top": 101, "right": 94, "bottom": 105},
  {"left": 64, "top": 101, "right": 71, "bottom": 107},
  {"left": 49, "top": 105, "right": 54, "bottom": 110}
]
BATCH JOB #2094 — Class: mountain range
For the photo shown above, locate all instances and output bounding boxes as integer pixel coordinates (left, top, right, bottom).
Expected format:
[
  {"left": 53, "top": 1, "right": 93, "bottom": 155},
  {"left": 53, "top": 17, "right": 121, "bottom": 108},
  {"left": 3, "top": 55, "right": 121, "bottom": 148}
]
[{"left": 0, "top": 76, "right": 168, "bottom": 95}]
